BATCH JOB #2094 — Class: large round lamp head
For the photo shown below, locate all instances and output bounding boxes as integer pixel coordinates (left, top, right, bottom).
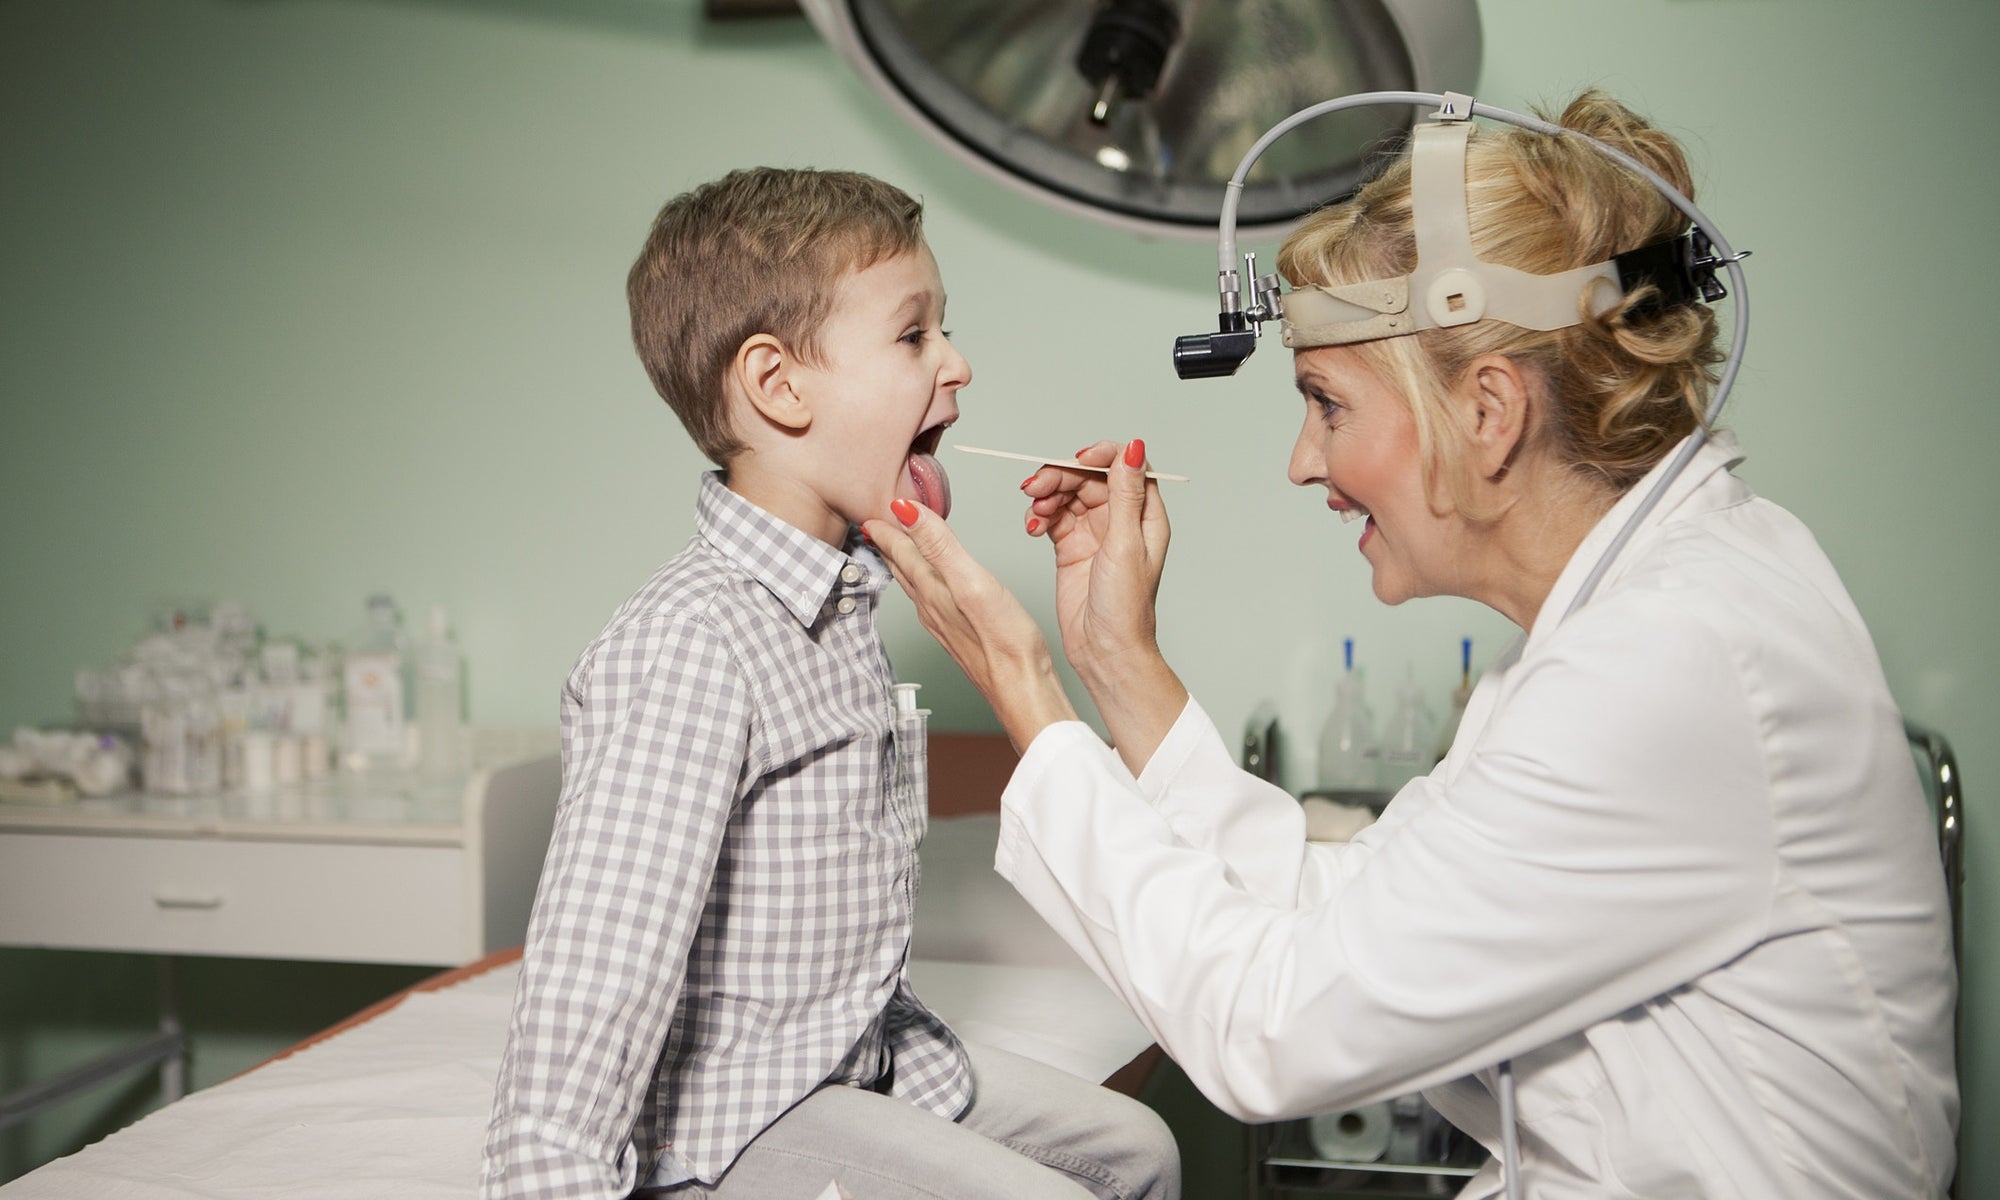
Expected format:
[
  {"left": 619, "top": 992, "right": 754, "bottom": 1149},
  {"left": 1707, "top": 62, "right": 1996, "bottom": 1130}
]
[{"left": 800, "top": 0, "right": 1483, "bottom": 239}]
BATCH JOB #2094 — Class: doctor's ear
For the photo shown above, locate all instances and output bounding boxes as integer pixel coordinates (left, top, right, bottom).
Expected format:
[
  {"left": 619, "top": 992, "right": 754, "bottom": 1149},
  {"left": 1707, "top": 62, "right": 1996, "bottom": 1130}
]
[
  {"left": 734, "top": 334, "right": 813, "bottom": 432},
  {"left": 1460, "top": 354, "right": 1533, "bottom": 482}
]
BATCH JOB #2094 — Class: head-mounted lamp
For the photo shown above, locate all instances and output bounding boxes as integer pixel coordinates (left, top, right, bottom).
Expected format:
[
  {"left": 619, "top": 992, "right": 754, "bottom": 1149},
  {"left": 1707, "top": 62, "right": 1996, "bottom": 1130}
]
[{"left": 1171, "top": 92, "right": 1748, "bottom": 376}]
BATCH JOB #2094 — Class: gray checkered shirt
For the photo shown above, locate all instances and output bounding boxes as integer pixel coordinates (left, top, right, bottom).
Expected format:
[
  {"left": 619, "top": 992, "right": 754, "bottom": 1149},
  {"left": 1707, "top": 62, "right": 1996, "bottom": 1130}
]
[{"left": 482, "top": 473, "right": 973, "bottom": 1198}]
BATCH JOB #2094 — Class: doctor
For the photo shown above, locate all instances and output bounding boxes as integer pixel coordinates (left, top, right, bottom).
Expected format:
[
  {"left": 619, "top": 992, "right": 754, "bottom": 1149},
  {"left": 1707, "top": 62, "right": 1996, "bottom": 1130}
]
[{"left": 864, "top": 91, "right": 1957, "bottom": 1198}]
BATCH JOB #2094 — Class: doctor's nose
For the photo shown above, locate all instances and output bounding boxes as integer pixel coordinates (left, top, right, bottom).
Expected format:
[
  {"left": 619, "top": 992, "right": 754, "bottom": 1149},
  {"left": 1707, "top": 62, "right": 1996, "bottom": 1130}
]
[{"left": 1286, "top": 423, "right": 1323, "bottom": 488}]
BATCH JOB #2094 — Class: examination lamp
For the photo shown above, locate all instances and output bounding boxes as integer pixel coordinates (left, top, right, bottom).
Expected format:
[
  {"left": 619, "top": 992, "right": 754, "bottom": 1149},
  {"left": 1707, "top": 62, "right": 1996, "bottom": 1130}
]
[{"left": 799, "top": 0, "right": 1482, "bottom": 239}]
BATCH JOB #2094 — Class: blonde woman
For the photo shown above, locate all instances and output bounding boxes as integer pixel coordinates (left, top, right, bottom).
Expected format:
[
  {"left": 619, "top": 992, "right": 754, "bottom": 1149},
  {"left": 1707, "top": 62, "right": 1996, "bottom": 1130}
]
[{"left": 865, "top": 92, "right": 1957, "bottom": 1199}]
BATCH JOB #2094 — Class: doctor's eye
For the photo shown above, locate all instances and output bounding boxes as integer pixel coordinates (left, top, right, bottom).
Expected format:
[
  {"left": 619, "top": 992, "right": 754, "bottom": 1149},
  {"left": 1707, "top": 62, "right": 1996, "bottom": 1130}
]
[{"left": 1308, "top": 391, "right": 1345, "bottom": 424}]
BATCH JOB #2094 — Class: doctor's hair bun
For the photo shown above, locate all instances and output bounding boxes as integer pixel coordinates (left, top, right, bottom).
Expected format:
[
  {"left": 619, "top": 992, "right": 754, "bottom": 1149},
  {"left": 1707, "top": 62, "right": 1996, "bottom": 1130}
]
[
  {"left": 1533, "top": 92, "right": 1726, "bottom": 489},
  {"left": 1278, "top": 90, "right": 1724, "bottom": 514}
]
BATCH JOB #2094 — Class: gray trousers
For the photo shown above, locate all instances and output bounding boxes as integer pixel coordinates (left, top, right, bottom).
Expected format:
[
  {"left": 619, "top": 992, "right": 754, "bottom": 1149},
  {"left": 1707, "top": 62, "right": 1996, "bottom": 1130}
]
[{"left": 651, "top": 1042, "right": 1181, "bottom": 1200}]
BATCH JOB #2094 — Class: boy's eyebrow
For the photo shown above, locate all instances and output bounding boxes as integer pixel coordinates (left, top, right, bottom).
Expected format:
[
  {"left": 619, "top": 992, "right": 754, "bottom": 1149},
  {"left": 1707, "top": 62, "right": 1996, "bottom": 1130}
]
[{"left": 894, "top": 289, "right": 943, "bottom": 321}]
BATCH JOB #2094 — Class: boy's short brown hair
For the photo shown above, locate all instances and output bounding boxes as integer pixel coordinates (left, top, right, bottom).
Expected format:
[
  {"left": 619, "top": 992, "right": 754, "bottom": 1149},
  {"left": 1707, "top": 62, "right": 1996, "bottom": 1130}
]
[{"left": 627, "top": 167, "right": 927, "bottom": 465}]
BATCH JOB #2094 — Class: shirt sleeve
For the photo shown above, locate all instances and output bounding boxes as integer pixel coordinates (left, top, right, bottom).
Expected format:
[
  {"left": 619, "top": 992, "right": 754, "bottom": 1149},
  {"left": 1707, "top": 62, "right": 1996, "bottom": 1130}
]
[
  {"left": 481, "top": 614, "right": 754, "bottom": 1200},
  {"left": 995, "top": 591, "right": 1775, "bottom": 1123}
]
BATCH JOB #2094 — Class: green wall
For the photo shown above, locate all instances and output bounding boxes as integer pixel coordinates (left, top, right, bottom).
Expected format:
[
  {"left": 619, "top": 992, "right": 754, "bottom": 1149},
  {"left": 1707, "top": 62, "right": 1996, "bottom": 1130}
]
[{"left": 2, "top": 0, "right": 1993, "bottom": 1192}]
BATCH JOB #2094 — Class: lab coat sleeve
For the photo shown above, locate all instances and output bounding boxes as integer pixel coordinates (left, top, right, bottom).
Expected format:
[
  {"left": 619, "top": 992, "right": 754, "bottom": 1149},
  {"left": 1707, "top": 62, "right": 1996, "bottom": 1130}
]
[
  {"left": 481, "top": 615, "right": 751, "bottom": 1200},
  {"left": 1132, "top": 696, "right": 1379, "bottom": 909},
  {"left": 996, "top": 592, "right": 1774, "bottom": 1122}
]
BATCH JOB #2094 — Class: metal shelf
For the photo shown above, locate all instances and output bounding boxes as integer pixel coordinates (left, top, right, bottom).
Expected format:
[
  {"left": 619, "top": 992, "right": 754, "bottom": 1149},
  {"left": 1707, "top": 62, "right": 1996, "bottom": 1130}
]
[{"left": 1247, "top": 1104, "right": 1487, "bottom": 1200}]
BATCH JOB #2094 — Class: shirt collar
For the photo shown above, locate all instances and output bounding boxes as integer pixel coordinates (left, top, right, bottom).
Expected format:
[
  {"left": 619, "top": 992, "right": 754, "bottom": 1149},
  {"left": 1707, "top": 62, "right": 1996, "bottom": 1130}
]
[
  {"left": 1528, "top": 428, "right": 1747, "bottom": 640},
  {"left": 695, "top": 472, "right": 887, "bottom": 627}
]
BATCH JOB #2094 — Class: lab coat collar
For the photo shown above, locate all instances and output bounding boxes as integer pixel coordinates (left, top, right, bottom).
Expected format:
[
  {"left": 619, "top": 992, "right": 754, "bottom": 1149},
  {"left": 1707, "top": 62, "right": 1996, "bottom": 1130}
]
[{"left": 1525, "top": 429, "right": 1747, "bottom": 644}]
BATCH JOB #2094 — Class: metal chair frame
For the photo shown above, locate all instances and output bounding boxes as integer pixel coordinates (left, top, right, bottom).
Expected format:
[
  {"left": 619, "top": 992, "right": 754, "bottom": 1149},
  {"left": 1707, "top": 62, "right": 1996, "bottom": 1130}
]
[{"left": 1906, "top": 720, "right": 1964, "bottom": 1200}]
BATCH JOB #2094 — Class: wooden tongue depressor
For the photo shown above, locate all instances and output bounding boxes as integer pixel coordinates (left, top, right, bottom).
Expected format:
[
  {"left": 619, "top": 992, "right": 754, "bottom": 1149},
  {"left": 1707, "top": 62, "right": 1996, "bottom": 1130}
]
[{"left": 952, "top": 444, "right": 1190, "bottom": 483}]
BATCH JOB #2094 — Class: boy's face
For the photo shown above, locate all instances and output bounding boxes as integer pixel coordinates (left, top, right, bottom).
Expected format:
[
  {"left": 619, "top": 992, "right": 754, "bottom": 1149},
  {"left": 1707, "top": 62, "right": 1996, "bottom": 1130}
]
[{"left": 793, "top": 242, "right": 970, "bottom": 527}]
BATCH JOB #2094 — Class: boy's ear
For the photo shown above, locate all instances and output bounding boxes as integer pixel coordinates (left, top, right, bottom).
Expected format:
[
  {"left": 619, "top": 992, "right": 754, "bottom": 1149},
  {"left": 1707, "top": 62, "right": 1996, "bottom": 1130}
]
[{"left": 733, "top": 333, "right": 812, "bottom": 432}]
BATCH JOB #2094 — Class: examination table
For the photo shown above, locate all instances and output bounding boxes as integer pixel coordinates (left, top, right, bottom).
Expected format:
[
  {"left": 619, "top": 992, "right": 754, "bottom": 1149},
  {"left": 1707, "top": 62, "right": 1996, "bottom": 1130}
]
[{"left": 0, "top": 734, "right": 1160, "bottom": 1198}]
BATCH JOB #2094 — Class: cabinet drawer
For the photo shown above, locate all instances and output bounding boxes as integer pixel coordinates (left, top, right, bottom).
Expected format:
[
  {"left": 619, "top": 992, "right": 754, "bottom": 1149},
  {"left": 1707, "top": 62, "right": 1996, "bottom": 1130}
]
[{"left": 0, "top": 833, "right": 472, "bottom": 965}]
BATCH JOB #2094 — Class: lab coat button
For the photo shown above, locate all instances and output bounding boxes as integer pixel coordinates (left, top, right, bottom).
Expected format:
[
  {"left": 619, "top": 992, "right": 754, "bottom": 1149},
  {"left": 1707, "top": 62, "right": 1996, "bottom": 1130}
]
[
  {"left": 841, "top": 565, "right": 864, "bottom": 584},
  {"left": 836, "top": 596, "right": 857, "bottom": 615}
]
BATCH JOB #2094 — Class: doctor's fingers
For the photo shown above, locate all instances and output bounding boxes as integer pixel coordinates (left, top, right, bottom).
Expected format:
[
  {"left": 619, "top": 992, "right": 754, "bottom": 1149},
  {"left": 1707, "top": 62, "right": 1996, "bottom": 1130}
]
[
  {"left": 1021, "top": 440, "right": 1120, "bottom": 510},
  {"left": 1024, "top": 469, "right": 1109, "bottom": 516},
  {"left": 1107, "top": 440, "right": 1171, "bottom": 565},
  {"left": 865, "top": 510, "right": 1045, "bottom": 665}
]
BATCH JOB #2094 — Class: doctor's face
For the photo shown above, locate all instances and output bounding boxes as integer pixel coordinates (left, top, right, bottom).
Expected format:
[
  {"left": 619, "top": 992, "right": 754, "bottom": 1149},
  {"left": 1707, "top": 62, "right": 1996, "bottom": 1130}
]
[{"left": 1287, "top": 346, "right": 1465, "bottom": 605}]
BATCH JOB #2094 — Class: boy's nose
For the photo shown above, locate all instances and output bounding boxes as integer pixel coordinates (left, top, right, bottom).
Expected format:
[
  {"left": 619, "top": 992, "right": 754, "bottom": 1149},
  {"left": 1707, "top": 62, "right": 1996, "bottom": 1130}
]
[{"left": 941, "top": 342, "right": 972, "bottom": 390}]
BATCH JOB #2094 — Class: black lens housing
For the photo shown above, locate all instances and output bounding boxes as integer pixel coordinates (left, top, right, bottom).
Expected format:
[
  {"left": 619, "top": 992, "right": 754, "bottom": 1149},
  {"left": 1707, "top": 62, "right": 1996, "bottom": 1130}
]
[{"left": 1172, "top": 311, "right": 1258, "bottom": 379}]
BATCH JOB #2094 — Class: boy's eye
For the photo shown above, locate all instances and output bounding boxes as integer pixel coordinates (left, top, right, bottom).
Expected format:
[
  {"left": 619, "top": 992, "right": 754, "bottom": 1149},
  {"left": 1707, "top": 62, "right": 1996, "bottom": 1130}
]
[{"left": 900, "top": 328, "right": 927, "bottom": 346}]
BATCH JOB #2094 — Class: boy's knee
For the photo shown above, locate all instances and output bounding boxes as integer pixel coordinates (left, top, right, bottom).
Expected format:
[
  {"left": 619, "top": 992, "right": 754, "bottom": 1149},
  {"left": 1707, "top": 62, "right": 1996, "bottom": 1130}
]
[{"left": 1104, "top": 1096, "right": 1181, "bottom": 1200}]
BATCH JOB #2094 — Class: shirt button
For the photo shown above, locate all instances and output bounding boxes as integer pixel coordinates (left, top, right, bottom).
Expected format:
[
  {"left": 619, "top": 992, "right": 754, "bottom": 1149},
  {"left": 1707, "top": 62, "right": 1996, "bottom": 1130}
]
[
  {"left": 840, "top": 564, "right": 863, "bottom": 584},
  {"left": 835, "top": 596, "right": 857, "bottom": 615}
]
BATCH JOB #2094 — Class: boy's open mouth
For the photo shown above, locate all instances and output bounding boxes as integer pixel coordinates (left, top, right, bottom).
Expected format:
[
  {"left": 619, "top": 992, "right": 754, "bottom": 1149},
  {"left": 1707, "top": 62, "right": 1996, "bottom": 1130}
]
[{"left": 907, "top": 422, "right": 952, "bottom": 519}]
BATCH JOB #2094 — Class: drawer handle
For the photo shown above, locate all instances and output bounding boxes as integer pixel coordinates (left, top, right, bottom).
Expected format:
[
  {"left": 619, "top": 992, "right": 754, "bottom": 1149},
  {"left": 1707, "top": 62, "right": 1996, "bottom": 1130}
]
[{"left": 154, "top": 893, "right": 225, "bottom": 910}]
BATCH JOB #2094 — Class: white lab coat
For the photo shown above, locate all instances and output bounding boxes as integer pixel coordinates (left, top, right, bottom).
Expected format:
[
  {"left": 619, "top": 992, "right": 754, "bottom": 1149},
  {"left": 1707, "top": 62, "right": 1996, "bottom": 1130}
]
[{"left": 994, "top": 432, "right": 1957, "bottom": 1199}]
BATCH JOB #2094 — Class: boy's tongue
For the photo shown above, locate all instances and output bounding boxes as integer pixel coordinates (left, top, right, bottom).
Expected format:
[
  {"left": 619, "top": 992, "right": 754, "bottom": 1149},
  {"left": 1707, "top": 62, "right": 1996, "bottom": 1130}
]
[{"left": 907, "top": 451, "right": 952, "bottom": 520}]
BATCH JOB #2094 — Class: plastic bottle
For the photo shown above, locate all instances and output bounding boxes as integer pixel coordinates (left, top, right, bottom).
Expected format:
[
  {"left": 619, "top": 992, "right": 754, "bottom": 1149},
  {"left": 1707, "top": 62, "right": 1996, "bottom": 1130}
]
[
  {"left": 342, "top": 594, "right": 409, "bottom": 773},
  {"left": 1316, "top": 638, "right": 1380, "bottom": 792},
  {"left": 1432, "top": 637, "right": 1474, "bottom": 764},
  {"left": 414, "top": 606, "right": 467, "bottom": 780},
  {"left": 295, "top": 645, "right": 333, "bottom": 781},
  {"left": 1379, "top": 664, "right": 1438, "bottom": 793}
]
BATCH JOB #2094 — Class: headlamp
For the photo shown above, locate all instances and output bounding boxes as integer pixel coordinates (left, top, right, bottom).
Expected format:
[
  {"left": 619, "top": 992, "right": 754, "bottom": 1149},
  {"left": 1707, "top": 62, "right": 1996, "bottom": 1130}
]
[{"left": 1172, "top": 92, "right": 1749, "bottom": 376}]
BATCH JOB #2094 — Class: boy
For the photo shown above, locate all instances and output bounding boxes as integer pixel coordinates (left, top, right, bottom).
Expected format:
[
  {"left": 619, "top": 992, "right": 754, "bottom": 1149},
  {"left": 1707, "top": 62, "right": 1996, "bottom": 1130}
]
[{"left": 481, "top": 168, "right": 1180, "bottom": 1200}]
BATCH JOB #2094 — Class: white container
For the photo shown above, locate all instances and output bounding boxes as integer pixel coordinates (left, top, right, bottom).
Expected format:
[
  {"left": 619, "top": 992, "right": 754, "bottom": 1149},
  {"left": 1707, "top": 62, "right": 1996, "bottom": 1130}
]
[
  {"left": 1433, "top": 637, "right": 1475, "bottom": 764},
  {"left": 1316, "top": 639, "right": 1379, "bottom": 791},
  {"left": 342, "top": 594, "right": 409, "bottom": 771},
  {"left": 1379, "top": 665, "right": 1437, "bottom": 793},
  {"left": 414, "top": 606, "right": 467, "bottom": 780}
]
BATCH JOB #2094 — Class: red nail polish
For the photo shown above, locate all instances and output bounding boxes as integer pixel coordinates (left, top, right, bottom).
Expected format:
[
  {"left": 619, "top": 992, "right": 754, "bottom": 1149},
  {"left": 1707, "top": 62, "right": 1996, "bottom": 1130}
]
[
  {"left": 1026, "top": 517, "right": 1043, "bottom": 535},
  {"left": 1124, "top": 438, "right": 1146, "bottom": 469},
  {"left": 891, "top": 498, "right": 920, "bottom": 527},
  {"left": 1021, "top": 474, "right": 1038, "bottom": 490},
  {"left": 1076, "top": 446, "right": 1095, "bottom": 459}
]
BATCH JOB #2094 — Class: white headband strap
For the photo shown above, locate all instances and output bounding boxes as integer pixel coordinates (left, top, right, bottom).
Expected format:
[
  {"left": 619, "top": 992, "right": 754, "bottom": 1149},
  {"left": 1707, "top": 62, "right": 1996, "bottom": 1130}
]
[{"left": 1280, "top": 119, "right": 1622, "bottom": 349}]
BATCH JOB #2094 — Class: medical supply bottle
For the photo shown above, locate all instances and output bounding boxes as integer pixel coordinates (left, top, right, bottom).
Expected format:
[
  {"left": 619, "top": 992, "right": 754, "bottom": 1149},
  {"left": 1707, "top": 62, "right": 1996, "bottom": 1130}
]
[
  {"left": 1379, "top": 664, "right": 1437, "bottom": 793},
  {"left": 414, "top": 605, "right": 467, "bottom": 780},
  {"left": 1433, "top": 637, "right": 1475, "bottom": 764},
  {"left": 341, "top": 594, "right": 409, "bottom": 774},
  {"left": 1316, "top": 638, "right": 1379, "bottom": 792}
]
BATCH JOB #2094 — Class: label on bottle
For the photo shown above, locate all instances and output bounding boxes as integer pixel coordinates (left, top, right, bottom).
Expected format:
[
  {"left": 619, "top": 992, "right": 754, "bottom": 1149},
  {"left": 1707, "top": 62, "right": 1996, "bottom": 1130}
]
[{"left": 344, "top": 650, "right": 405, "bottom": 757}]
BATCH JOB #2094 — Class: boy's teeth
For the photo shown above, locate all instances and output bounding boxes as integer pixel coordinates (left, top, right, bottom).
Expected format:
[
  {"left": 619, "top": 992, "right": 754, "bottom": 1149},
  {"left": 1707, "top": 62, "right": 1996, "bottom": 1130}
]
[{"left": 1340, "top": 506, "right": 1369, "bottom": 524}]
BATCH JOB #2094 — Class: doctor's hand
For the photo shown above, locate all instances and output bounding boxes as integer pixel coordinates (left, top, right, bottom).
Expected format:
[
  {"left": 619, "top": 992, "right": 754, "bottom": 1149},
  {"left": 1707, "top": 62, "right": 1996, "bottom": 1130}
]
[
  {"left": 864, "top": 500, "right": 1080, "bottom": 753},
  {"left": 1024, "top": 438, "right": 1187, "bottom": 774}
]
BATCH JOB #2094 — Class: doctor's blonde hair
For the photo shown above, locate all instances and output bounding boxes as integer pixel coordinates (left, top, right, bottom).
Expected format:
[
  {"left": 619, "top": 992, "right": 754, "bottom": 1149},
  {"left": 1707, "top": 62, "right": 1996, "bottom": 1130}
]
[{"left": 1278, "top": 90, "right": 1724, "bottom": 515}]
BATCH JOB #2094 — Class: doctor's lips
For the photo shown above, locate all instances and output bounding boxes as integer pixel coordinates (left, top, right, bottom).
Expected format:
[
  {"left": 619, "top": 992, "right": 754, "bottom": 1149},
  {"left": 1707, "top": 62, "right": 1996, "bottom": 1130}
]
[
  {"left": 908, "top": 420, "right": 953, "bottom": 519},
  {"left": 952, "top": 444, "right": 1191, "bottom": 483}
]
